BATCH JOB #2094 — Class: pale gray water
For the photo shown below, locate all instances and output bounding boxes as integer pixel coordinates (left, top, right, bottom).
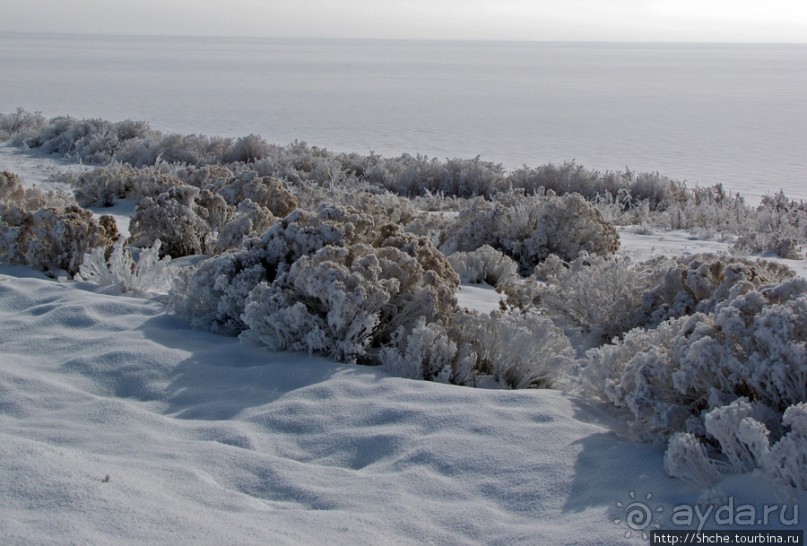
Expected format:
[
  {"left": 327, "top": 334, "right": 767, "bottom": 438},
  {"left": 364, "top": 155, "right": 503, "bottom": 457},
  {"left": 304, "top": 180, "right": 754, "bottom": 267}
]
[{"left": 1, "top": 33, "right": 805, "bottom": 201}]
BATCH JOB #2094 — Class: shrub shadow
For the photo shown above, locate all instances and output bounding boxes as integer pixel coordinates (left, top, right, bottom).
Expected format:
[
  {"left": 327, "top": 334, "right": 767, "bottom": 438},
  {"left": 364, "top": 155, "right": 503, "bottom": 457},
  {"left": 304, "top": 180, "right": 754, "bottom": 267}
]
[{"left": 138, "top": 313, "right": 354, "bottom": 420}]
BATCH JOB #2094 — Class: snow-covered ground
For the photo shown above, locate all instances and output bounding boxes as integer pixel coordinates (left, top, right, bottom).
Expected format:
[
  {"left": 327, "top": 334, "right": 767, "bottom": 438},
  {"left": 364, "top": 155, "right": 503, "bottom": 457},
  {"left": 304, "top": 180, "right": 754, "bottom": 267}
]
[
  {"left": 3, "top": 266, "right": 803, "bottom": 545},
  {"left": 1, "top": 148, "right": 806, "bottom": 544}
]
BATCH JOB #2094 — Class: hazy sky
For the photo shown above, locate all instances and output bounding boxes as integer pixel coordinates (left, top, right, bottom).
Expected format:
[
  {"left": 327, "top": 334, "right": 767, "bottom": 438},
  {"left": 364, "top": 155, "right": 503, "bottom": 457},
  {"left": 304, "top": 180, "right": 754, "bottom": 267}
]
[{"left": 3, "top": 0, "right": 807, "bottom": 42}]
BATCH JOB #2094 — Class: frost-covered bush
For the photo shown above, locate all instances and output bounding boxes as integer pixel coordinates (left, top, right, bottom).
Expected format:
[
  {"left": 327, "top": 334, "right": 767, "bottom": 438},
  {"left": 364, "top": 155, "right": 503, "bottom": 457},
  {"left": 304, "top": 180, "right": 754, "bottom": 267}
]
[
  {"left": 170, "top": 204, "right": 377, "bottom": 333},
  {"left": 242, "top": 241, "right": 458, "bottom": 363},
  {"left": 538, "top": 253, "right": 652, "bottom": 340},
  {"left": 536, "top": 253, "right": 793, "bottom": 343},
  {"left": 732, "top": 191, "right": 806, "bottom": 259},
  {"left": 447, "top": 245, "right": 518, "bottom": 288},
  {"left": 213, "top": 199, "right": 274, "bottom": 254},
  {"left": 448, "top": 310, "right": 574, "bottom": 389},
  {"left": 211, "top": 172, "right": 298, "bottom": 217},
  {"left": 583, "top": 274, "right": 807, "bottom": 492},
  {"left": 65, "top": 163, "right": 182, "bottom": 207},
  {"left": 380, "top": 318, "right": 465, "bottom": 383},
  {"left": 664, "top": 432, "right": 722, "bottom": 488},
  {"left": 378, "top": 308, "right": 574, "bottom": 388},
  {"left": 445, "top": 191, "right": 619, "bottom": 272},
  {"left": 78, "top": 238, "right": 173, "bottom": 295},
  {"left": 0, "top": 108, "right": 46, "bottom": 143},
  {"left": 0, "top": 171, "right": 25, "bottom": 204},
  {"left": 762, "top": 403, "right": 807, "bottom": 495},
  {"left": 128, "top": 185, "right": 212, "bottom": 257},
  {"left": 667, "top": 401, "right": 807, "bottom": 496},
  {"left": 194, "top": 189, "right": 233, "bottom": 233},
  {"left": 586, "top": 276, "right": 807, "bottom": 439},
  {"left": 1, "top": 171, "right": 118, "bottom": 275},
  {"left": 172, "top": 200, "right": 460, "bottom": 367},
  {"left": 19, "top": 116, "right": 154, "bottom": 163},
  {"left": 361, "top": 154, "right": 506, "bottom": 198},
  {"left": 223, "top": 134, "right": 271, "bottom": 164},
  {"left": 637, "top": 254, "right": 795, "bottom": 327}
]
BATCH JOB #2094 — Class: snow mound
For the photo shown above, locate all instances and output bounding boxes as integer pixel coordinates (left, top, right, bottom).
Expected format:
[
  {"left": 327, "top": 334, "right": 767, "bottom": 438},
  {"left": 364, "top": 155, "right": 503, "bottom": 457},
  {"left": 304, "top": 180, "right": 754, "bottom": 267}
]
[{"left": 0, "top": 266, "right": 700, "bottom": 545}]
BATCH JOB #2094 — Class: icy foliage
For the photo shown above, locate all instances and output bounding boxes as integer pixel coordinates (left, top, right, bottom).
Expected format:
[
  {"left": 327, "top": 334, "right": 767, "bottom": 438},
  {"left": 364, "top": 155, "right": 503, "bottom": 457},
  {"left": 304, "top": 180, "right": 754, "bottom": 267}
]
[
  {"left": 378, "top": 308, "right": 573, "bottom": 388},
  {"left": 732, "top": 191, "right": 807, "bottom": 259},
  {"left": 21, "top": 116, "right": 155, "bottom": 163},
  {"left": 78, "top": 238, "right": 173, "bottom": 295},
  {"left": 666, "top": 401, "right": 807, "bottom": 496},
  {"left": 704, "top": 399, "right": 769, "bottom": 473},
  {"left": 362, "top": 154, "right": 506, "bottom": 198},
  {"left": 583, "top": 272, "right": 807, "bottom": 491},
  {"left": 447, "top": 245, "right": 518, "bottom": 288},
  {"left": 535, "top": 253, "right": 794, "bottom": 343},
  {"left": 0, "top": 171, "right": 117, "bottom": 275},
  {"left": 450, "top": 310, "right": 574, "bottom": 389},
  {"left": 213, "top": 199, "right": 274, "bottom": 254},
  {"left": 128, "top": 186, "right": 212, "bottom": 257},
  {"left": 445, "top": 191, "right": 619, "bottom": 272},
  {"left": 6, "top": 110, "right": 804, "bottom": 257},
  {"left": 242, "top": 241, "right": 458, "bottom": 364},
  {"left": 65, "top": 163, "right": 181, "bottom": 207},
  {"left": 587, "top": 276, "right": 807, "bottom": 438},
  {"left": 223, "top": 134, "right": 271, "bottom": 164},
  {"left": 210, "top": 172, "right": 298, "bottom": 217},
  {"left": 664, "top": 432, "right": 721, "bottom": 487},
  {"left": 538, "top": 253, "right": 651, "bottom": 340},
  {"left": 762, "top": 403, "right": 807, "bottom": 495},
  {"left": 380, "top": 318, "right": 462, "bottom": 383},
  {"left": 0, "top": 107, "right": 46, "bottom": 143},
  {"left": 170, "top": 205, "right": 377, "bottom": 333}
]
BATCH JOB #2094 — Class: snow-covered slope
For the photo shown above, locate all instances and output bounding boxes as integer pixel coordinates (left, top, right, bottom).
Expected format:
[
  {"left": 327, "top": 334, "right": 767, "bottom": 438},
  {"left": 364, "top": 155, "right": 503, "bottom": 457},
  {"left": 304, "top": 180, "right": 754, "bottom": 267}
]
[
  {"left": 2, "top": 146, "right": 806, "bottom": 544},
  {"left": 1, "top": 266, "right": 803, "bottom": 545}
]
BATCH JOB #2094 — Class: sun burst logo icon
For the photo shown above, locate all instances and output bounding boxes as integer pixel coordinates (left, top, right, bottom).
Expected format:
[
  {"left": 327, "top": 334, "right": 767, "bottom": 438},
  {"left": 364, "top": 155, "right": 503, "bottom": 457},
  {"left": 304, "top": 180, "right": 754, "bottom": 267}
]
[{"left": 614, "top": 490, "right": 664, "bottom": 539}]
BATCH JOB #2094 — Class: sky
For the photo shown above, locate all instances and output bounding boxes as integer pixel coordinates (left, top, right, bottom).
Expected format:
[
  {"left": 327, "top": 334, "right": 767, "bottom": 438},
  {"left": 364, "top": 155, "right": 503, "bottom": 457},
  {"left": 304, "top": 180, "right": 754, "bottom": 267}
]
[{"left": 2, "top": 0, "right": 807, "bottom": 42}]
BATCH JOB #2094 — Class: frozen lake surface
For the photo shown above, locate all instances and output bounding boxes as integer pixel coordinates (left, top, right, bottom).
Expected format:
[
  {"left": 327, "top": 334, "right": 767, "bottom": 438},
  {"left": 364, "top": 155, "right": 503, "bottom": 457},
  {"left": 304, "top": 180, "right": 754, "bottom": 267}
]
[{"left": 2, "top": 33, "right": 806, "bottom": 202}]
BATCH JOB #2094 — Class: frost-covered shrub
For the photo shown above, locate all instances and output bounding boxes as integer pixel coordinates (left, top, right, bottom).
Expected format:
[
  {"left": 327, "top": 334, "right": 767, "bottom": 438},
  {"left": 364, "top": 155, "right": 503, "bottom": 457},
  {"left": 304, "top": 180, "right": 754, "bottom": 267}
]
[
  {"left": 535, "top": 253, "right": 793, "bottom": 344},
  {"left": 223, "top": 134, "right": 271, "bottom": 164},
  {"left": 584, "top": 275, "right": 807, "bottom": 491},
  {"left": 637, "top": 254, "right": 795, "bottom": 327},
  {"left": 242, "top": 241, "right": 458, "bottom": 363},
  {"left": 194, "top": 189, "right": 233, "bottom": 233},
  {"left": 176, "top": 164, "right": 234, "bottom": 189},
  {"left": 350, "top": 191, "right": 418, "bottom": 227},
  {"left": 704, "top": 399, "right": 770, "bottom": 474},
  {"left": 762, "top": 403, "right": 807, "bottom": 495},
  {"left": 449, "top": 310, "right": 574, "bottom": 389},
  {"left": 666, "top": 401, "right": 807, "bottom": 496},
  {"left": 447, "top": 245, "right": 518, "bottom": 288},
  {"left": 66, "top": 163, "right": 182, "bottom": 207},
  {"left": 170, "top": 204, "right": 377, "bottom": 333},
  {"left": 446, "top": 191, "right": 619, "bottom": 272},
  {"left": 14, "top": 207, "right": 118, "bottom": 275},
  {"left": 378, "top": 308, "right": 573, "bottom": 388},
  {"left": 0, "top": 171, "right": 118, "bottom": 274},
  {"left": 664, "top": 432, "right": 722, "bottom": 487},
  {"left": 0, "top": 171, "right": 25, "bottom": 204},
  {"left": 211, "top": 172, "right": 298, "bottom": 217},
  {"left": 362, "top": 154, "right": 506, "bottom": 198},
  {"left": 380, "top": 318, "right": 465, "bottom": 382},
  {"left": 128, "top": 185, "right": 212, "bottom": 257},
  {"left": 0, "top": 108, "right": 46, "bottom": 142},
  {"left": 78, "top": 238, "right": 173, "bottom": 295},
  {"left": 514, "top": 192, "right": 619, "bottom": 265},
  {"left": 20, "top": 116, "right": 155, "bottom": 163},
  {"left": 213, "top": 199, "right": 274, "bottom": 254},
  {"left": 731, "top": 191, "right": 806, "bottom": 259},
  {"left": 538, "top": 253, "right": 652, "bottom": 340}
]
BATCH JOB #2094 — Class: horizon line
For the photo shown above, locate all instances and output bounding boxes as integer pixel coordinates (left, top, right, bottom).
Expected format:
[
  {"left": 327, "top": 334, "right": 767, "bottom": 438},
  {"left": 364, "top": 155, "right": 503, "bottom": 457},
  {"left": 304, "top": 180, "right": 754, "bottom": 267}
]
[{"left": 2, "top": 29, "right": 806, "bottom": 46}]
